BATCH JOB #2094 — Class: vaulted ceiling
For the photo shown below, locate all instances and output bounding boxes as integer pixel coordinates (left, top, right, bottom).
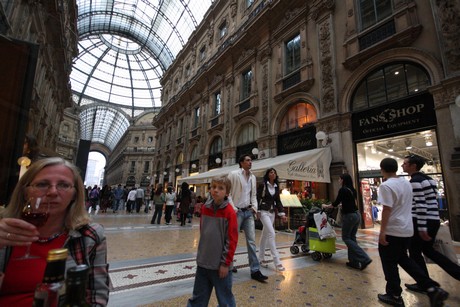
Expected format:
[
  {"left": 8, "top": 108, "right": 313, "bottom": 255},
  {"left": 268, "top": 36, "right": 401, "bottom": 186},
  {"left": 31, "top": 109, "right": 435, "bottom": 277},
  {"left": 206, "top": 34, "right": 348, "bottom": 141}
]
[{"left": 71, "top": 0, "right": 214, "bottom": 150}]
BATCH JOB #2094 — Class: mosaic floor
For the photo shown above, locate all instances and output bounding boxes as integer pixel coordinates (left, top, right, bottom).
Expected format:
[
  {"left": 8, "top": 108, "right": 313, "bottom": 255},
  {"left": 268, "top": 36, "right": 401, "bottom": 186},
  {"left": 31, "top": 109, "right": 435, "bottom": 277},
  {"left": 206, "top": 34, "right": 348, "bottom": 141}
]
[{"left": 94, "top": 211, "right": 460, "bottom": 307}]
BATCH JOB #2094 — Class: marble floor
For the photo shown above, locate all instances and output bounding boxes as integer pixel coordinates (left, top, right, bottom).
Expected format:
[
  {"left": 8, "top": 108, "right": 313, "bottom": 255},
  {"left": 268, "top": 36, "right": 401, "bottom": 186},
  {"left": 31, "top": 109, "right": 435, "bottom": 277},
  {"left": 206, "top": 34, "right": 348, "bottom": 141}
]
[{"left": 94, "top": 211, "right": 460, "bottom": 307}]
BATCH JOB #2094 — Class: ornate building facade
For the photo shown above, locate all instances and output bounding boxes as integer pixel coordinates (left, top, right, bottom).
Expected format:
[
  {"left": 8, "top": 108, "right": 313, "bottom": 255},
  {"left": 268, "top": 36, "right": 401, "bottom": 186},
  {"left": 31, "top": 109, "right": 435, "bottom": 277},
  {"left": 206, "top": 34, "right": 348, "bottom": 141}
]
[
  {"left": 152, "top": 0, "right": 460, "bottom": 238},
  {"left": 0, "top": 0, "right": 78, "bottom": 204},
  {"left": 105, "top": 111, "right": 158, "bottom": 188}
]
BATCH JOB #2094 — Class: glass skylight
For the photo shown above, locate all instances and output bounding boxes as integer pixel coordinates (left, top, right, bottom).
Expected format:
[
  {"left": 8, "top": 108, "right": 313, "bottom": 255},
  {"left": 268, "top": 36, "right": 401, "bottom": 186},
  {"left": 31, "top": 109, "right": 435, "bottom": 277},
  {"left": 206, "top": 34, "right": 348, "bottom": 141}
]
[{"left": 72, "top": 0, "right": 214, "bottom": 150}]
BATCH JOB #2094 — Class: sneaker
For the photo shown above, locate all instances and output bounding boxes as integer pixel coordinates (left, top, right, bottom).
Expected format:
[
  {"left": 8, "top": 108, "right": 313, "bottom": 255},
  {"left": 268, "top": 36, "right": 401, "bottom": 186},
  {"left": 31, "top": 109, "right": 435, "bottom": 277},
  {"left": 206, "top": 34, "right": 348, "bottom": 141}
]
[
  {"left": 404, "top": 283, "right": 427, "bottom": 294},
  {"left": 427, "top": 287, "right": 448, "bottom": 307},
  {"left": 377, "top": 293, "right": 405, "bottom": 306},
  {"left": 275, "top": 264, "right": 286, "bottom": 271},
  {"left": 260, "top": 260, "right": 269, "bottom": 268},
  {"left": 251, "top": 270, "right": 268, "bottom": 282},
  {"left": 232, "top": 267, "right": 238, "bottom": 273}
]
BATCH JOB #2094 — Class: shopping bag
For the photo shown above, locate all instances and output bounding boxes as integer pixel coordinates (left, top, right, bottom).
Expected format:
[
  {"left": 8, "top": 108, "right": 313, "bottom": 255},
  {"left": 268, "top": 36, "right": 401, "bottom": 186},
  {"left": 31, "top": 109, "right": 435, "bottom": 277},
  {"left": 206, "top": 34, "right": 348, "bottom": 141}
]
[
  {"left": 314, "top": 211, "right": 336, "bottom": 240},
  {"left": 427, "top": 222, "right": 458, "bottom": 264},
  {"left": 335, "top": 205, "right": 343, "bottom": 227}
]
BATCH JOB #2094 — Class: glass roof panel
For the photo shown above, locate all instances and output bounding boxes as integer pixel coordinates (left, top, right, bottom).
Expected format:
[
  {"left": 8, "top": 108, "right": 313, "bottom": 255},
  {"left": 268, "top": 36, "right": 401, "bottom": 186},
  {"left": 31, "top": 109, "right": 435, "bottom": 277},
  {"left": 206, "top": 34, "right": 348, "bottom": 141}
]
[{"left": 72, "top": 0, "right": 214, "bottom": 150}]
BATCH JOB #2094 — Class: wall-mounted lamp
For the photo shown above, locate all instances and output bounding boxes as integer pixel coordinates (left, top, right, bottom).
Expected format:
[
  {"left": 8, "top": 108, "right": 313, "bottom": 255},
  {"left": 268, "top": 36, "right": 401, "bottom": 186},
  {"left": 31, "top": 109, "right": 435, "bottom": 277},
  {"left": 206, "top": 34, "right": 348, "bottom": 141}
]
[
  {"left": 191, "top": 163, "right": 197, "bottom": 169},
  {"left": 386, "top": 141, "right": 394, "bottom": 152},
  {"left": 251, "top": 148, "right": 259, "bottom": 159},
  {"left": 315, "top": 131, "right": 331, "bottom": 147},
  {"left": 154, "top": 174, "right": 157, "bottom": 178},
  {"left": 404, "top": 138, "right": 412, "bottom": 150},
  {"left": 215, "top": 157, "right": 222, "bottom": 164},
  {"left": 425, "top": 135, "right": 433, "bottom": 147},
  {"left": 175, "top": 168, "right": 180, "bottom": 173},
  {"left": 163, "top": 171, "right": 168, "bottom": 175}
]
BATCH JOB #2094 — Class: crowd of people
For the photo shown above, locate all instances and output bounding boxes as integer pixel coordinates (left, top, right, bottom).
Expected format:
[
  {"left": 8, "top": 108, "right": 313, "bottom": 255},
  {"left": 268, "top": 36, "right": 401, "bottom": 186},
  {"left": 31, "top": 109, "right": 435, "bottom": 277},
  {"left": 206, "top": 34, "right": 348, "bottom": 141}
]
[{"left": 0, "top": 149, "right": 456, "bottom": 306}]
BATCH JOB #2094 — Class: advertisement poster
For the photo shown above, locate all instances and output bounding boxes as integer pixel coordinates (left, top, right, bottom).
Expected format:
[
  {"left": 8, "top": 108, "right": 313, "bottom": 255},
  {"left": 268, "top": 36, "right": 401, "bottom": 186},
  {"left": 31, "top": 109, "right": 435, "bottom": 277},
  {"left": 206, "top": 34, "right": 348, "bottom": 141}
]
[{"left": 360, "top": 179, "right": 374, "bottom": 228}]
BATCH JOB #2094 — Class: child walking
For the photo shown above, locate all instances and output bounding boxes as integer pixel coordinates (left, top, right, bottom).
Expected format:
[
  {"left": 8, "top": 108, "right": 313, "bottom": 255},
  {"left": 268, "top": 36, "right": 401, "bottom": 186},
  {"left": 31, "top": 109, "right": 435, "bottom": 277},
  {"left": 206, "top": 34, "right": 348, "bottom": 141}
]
[{"left": 187, "top": 176, "right": 238, "bottom": 307}]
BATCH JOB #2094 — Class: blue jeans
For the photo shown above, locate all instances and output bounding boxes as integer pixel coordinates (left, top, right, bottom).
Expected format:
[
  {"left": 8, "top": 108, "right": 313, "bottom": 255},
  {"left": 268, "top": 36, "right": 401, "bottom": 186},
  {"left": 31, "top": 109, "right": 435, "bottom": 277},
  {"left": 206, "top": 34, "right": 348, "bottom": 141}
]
[
  {"left": 187, "top": 266, "right": 235, "bottom": 307},
  {"left": 341, "top": 212, "right": 371, "bottom": 265},
  {"left": 237, "top": 209, "right": 260, "bottom": 273},
  {"left": 151, "top": 204, "right": 163, "bottom": 224}
]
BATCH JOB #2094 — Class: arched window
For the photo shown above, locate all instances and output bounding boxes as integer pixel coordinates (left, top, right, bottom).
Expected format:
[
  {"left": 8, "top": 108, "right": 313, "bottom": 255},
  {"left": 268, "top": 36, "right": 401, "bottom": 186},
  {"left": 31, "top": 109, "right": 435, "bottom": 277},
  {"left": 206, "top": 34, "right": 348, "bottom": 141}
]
[
  {"left": 352, "top": 62, "right": 430, "bottom": 111},
  {"left": 210, "top": 137, "right": 222, "bottom": 154},
  {"left": 208, "top": 137, "right": 223, "bottom": 169},
  {"left": 236, "top": 123, "right": 258, "bottom": 160},
  {"left": 280, "top": 102, "right": 317, "bottom": 133},
  {"left": 190, "top": 145, "right": 199, "bottom": 173},
  {"left": 237, "top": 123, "right": 257, "bottom": 145}
]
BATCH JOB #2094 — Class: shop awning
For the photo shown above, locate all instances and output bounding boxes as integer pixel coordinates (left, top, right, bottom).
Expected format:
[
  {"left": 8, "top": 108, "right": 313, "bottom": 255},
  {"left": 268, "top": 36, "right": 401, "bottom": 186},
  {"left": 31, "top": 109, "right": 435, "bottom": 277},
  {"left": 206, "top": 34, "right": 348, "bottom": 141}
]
[{"left": 178, "top": 147, "right": 332, "bottom": 185}]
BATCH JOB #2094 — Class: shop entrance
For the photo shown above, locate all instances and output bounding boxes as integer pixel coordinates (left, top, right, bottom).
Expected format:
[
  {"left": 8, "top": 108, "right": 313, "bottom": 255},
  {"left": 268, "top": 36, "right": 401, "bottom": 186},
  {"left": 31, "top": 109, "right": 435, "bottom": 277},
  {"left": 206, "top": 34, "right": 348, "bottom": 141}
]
[{"left": 356, "top": 129, "right": 447, "bottom": 228}]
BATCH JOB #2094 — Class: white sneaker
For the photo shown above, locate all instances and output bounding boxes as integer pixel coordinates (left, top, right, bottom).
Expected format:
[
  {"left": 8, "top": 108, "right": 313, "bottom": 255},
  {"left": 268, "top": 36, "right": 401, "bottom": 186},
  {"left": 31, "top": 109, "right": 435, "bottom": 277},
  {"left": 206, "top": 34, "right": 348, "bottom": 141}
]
[
  {"left": 260, "top": 260, "right": 269, "bottom": 268},
  {"left": 276, "top": 264, "right": 286, "bottom": 271}
]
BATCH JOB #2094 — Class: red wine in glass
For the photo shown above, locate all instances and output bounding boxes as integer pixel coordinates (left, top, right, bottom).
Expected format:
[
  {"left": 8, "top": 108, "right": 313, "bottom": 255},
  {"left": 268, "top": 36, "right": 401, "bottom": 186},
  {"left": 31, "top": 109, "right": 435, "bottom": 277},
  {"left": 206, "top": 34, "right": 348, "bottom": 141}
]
[
  {"left": 21, "top": 211, "right": 49, "bottom": 227},
  {"left": 15, "top": 197, "right": 49, "bottom": 260}
]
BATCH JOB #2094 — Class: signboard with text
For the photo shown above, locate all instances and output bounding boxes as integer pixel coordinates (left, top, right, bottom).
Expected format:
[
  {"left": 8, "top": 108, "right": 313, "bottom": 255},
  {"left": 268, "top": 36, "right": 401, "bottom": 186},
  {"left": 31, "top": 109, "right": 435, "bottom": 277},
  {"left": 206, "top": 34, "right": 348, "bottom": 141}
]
[{"left": 352, "top": 94, "right": 436, "bottom": 141}]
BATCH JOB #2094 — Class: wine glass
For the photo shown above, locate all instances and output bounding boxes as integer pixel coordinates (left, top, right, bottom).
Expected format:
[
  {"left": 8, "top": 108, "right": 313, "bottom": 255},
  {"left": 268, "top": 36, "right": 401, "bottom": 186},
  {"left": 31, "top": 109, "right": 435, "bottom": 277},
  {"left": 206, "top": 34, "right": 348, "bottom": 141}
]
[{"left": 15, "top": 197, "right": 49, "bottom": 260}]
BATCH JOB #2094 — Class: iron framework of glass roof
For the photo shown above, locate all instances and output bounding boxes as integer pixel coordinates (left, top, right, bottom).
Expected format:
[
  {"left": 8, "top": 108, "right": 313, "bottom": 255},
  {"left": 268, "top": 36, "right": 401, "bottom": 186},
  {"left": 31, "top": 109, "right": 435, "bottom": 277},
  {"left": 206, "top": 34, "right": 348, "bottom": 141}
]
[{"left": 71, "top": 0, "right": 214, "bottom": 150}]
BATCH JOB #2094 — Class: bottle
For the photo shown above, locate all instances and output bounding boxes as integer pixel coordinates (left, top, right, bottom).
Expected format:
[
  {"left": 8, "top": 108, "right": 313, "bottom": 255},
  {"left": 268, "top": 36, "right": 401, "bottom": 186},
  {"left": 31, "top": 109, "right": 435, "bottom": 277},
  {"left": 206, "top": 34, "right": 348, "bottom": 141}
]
[
  {"left": 33, "top": 248, "right": 68, "bottom": 307},
  {"left": 61, "top": 265, "right": 90, "bottom": 307}
]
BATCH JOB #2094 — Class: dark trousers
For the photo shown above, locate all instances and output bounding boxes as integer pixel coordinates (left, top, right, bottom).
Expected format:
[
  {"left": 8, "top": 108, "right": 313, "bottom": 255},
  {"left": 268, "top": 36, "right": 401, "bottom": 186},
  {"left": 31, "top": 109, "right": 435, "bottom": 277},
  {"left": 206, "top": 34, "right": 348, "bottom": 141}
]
[
  {"left": 378, "top": 235, "right": 439, "bottom": 296},
  {"left": 180, "top": 210, "right": 187, "bottom": 226},
  {"left": 409, "top": 218, "right": 460, "bottom": 280},
  {"left": 151, "top": 204, "right": 163, "bottom": 224},
  {"left": 126, "top": 200, "right": 134, "bottom": 213},
  {"left": 165, "top": 206, "right": 174, "bottom": 223},
  {"left": 135, "top": 198, "right": 143, "bottom": 213}
]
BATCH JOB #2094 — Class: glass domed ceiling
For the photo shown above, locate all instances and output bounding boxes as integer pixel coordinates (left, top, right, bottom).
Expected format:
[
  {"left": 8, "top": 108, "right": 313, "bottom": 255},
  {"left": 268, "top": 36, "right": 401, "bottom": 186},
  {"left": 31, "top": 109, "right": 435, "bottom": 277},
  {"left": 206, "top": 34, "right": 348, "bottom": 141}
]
[{"left": 71, "top": 0, "right": 214, "bottom": 150}]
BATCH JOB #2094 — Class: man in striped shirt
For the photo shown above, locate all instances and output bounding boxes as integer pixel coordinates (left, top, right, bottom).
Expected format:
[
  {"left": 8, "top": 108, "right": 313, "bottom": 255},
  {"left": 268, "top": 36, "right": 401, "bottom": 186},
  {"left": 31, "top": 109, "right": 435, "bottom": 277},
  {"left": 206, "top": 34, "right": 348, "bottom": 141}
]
[{"left": 402, "top": 155, "right": 460, "bottom": 294}]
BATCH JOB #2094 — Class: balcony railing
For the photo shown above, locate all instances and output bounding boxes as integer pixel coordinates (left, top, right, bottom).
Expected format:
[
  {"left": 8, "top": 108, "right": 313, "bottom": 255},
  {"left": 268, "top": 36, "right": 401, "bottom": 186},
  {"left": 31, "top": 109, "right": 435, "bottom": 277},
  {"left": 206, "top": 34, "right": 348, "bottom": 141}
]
[{"left": 359, "top": 20, "right": 396, "bottom": 50}]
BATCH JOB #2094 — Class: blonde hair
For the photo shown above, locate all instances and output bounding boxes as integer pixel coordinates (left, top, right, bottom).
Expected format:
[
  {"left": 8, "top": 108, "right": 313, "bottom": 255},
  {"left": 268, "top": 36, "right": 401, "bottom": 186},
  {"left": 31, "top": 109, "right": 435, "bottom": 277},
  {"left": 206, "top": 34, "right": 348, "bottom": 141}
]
[
  {"left": 211, "top": 175, "right": 232, "bottom": 194},
  {"left": 2, "top": 157, "right": 90, "bottom": 230}
]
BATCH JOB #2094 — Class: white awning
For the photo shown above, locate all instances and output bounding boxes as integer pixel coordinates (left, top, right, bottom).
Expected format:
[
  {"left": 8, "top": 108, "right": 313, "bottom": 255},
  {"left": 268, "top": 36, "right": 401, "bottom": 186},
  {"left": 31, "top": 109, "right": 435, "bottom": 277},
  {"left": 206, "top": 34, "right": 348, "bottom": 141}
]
[{"left": 178, "top": 147, "right": 332, "bottom": 185}]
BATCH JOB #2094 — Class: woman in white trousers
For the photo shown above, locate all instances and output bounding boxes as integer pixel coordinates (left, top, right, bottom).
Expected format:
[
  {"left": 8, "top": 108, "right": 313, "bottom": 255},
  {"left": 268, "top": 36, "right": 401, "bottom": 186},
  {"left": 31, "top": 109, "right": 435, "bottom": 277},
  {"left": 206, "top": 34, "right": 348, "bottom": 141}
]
[{"left": 258, "top": 168, "right": 287, "bottom": 271}]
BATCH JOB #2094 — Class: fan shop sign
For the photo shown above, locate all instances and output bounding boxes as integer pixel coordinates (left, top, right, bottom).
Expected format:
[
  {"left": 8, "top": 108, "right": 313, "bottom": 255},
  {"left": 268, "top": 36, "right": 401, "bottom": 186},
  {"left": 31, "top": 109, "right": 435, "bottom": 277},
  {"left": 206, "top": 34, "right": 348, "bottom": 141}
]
[{"left": 352, "top": 95, "right": 436, "bottom": 141}]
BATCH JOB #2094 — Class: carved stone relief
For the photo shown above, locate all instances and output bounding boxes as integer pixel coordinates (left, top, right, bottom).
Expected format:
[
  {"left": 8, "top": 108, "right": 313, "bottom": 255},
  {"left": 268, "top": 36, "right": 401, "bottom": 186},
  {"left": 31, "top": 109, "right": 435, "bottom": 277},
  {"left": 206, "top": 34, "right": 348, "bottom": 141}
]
[
  {"left": 261, "top": 62, "right": 269, "bottom": 134},
  {"left": 318, "top": 18, "right": 335, "bottom": 114},
  {"left": 435, "top": 0, "right": 460, "bottom": 72}
]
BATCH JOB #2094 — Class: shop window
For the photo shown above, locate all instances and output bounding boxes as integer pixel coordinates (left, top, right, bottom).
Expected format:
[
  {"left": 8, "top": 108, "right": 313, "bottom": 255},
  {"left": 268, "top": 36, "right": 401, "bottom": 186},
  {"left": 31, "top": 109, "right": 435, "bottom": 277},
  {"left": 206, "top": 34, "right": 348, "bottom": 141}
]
[
  {"left": 351, "top": 62, "right": 430, "bottom": 111},
  {"left": 359, "top": 0, "right": 392, "bottom": 30},
  {"left": 280, "top": 102, "right": 317, "bottom": 133}
]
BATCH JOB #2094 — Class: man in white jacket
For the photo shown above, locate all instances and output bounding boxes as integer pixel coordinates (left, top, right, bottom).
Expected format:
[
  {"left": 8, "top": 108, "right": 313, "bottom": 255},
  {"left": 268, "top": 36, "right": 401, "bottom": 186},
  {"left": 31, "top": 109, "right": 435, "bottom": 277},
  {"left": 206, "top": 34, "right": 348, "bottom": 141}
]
[{"left": 228, "top": 154, "right": 268, "bottom": 283}]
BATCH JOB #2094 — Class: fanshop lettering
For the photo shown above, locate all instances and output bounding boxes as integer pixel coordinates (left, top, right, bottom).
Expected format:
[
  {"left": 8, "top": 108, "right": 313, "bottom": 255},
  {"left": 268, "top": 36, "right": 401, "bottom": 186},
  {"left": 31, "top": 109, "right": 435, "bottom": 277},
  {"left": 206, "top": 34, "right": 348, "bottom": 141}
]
[{"left": 359, "top": 104, "right": 424, "bottom": 127}]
